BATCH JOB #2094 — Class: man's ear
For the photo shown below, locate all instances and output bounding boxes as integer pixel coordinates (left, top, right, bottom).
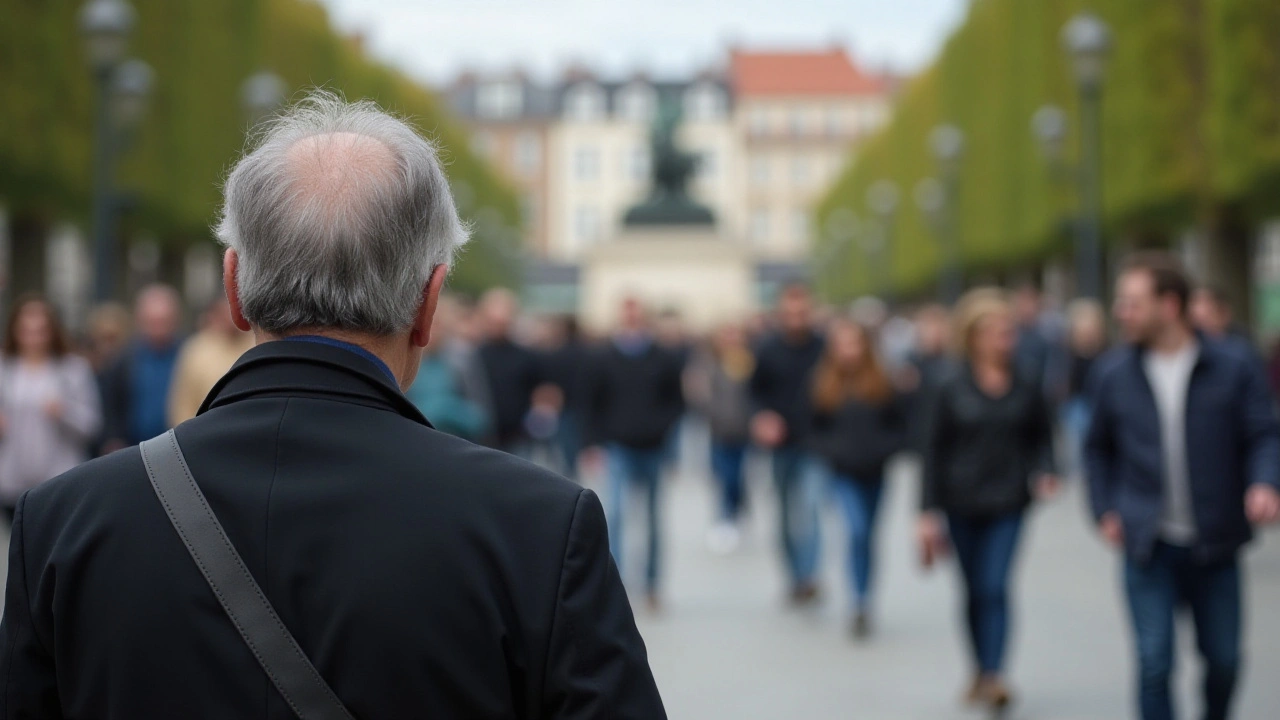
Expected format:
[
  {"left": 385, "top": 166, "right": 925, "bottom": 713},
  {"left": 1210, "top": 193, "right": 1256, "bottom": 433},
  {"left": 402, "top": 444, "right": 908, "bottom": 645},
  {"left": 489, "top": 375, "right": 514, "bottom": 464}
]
[
  {"left": 223, "top": 250, "right": 253, "bottom": 332},
  {"left": 410, "top": 265, "right": 449, "bottom": 349}
]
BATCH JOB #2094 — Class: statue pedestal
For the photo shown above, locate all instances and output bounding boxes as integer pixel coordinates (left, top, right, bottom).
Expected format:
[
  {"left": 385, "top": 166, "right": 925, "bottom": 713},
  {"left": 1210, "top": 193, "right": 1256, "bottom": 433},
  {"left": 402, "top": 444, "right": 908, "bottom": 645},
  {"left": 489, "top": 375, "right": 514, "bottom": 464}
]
[{"left": 579, "top": 224, "right": 754, "bottom": 332}]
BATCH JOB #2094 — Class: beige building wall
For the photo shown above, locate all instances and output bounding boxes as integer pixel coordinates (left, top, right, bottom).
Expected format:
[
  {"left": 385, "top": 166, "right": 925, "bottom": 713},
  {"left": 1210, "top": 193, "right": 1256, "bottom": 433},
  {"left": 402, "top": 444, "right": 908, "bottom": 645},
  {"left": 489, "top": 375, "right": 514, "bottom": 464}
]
[
  {"left": 468, "top": 122, "right": 552, "bottom": 255},
  {"left": 735, "top": 95, "right": 891, "bottom": 260}
]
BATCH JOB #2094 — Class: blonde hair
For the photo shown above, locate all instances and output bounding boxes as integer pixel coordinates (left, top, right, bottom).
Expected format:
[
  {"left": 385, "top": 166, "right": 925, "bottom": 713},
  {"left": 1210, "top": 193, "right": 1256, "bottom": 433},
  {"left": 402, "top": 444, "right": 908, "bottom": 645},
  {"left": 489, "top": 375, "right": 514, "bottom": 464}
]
[{"left": 953, "top": 287, "right": 1012, "bottom": 360}]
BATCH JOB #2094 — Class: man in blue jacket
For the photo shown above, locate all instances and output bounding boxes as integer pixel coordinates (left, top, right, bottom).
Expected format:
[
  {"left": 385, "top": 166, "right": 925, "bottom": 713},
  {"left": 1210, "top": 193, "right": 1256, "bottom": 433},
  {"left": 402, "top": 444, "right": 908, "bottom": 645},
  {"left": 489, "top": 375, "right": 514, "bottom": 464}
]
[{"left": 1086, "top": 252, "right": 1280, "bottom": 720}]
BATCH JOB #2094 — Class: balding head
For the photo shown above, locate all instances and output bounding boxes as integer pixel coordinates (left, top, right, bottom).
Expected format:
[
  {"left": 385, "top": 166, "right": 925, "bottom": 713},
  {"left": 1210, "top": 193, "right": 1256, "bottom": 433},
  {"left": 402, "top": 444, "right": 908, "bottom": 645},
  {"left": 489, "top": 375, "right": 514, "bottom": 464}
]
[{"left": 216, "top": 91, "right": 469, "bottom": 337}]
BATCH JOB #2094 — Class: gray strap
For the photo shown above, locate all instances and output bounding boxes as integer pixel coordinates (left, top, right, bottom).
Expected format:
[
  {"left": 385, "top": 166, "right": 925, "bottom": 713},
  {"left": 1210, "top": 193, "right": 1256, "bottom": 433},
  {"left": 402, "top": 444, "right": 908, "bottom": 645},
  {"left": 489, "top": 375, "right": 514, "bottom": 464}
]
[{"left": 140, "top": 430, "right": 355, "bottom": 720}]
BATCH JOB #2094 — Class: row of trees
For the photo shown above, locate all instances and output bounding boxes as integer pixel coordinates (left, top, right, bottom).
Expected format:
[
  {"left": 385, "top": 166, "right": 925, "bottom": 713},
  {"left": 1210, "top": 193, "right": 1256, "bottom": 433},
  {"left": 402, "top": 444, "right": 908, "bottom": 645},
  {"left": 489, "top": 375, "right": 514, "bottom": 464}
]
[
  {"left": 816, "top": 0, "right": 1280, "bottom": 300},
  {"left": 0, "top": 0, "right": 520, "bottom": 299}
]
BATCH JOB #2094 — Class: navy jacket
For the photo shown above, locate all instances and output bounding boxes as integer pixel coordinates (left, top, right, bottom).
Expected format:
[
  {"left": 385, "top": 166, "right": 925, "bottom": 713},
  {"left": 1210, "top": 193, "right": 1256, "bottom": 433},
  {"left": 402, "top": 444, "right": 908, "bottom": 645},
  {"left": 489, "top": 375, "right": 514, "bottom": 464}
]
[{"left": 1085, "top": 336, "right": 1280, "bottom": 563}]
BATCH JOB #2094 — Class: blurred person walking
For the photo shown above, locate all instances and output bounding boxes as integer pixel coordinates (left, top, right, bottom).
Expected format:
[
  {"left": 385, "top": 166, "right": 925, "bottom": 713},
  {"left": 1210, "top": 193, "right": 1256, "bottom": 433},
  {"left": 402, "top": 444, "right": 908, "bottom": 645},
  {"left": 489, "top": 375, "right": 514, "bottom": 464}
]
[
  {"left": 686, "top": 323, "right": 755, "bottom": 554},
  {"left": 1012, "top": 283, "right": 1052, "bottom": 392},
  {"left": 1086, "top": 253, "right": 1280, "bottom": 720},
  {"left": 540, "top": 314, "right": 590, "bottom": 479},
  {"left": 477, "top": 288, "right": 543, "bottom": 457},
  {"left": 918, "top": 289, "right": 1059, "bottom": 711},
  {"left": 83, "top": 302, "right": 131, "bottom": 374},
  {"left": 0, "top": 92, "right": 663, "bottom": 718},
  {"left": 99, "top": 284, "right": 183, "bottom": 451},
  {"left": 749, "top": 282, "right": 826, "bottom": 603},
  {"left": 585, "top": 297, "right": 686, "bottom": 610},
  {"left": 0, "top": 296, "right": 101, "bottom": 522},
  {"left": 1190, "top": 286, "right": 1258, "bottom": 363},
  {"left": 405, "top": 301, "right": 490, "bottom": 441},
  {"left": 808, "top": 318, "right": 907, "bottom": 639},
  {"left": 904, "top": 304, "right": 957, "bottom": 452},
  {"left": 167, "top": 296, "right": 254, "bottom": 426},
  {"left": 1058, "top": 299, "right": 1107, "bottom": 481}
]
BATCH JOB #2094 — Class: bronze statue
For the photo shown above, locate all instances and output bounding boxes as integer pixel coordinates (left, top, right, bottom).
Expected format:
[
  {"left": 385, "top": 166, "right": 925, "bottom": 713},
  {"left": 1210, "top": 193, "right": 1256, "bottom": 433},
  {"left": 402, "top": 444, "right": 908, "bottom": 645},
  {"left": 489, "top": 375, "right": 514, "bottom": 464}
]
[{"left": 623, "top": 93, "right": 715, "bottom": 226}]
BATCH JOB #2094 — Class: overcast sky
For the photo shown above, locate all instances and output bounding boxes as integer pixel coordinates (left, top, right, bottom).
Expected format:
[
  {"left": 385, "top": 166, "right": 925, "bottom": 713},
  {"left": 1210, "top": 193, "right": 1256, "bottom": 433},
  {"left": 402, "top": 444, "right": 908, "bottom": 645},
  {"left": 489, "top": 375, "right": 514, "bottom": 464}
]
[{"left": 318, "top": 0, "right": 968, "bottom": 85}]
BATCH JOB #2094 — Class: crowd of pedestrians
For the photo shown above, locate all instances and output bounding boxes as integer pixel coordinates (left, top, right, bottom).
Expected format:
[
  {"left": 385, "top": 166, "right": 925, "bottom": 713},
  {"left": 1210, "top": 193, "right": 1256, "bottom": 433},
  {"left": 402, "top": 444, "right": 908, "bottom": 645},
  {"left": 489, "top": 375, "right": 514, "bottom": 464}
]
[{"left": 3, "top": 248, "right": 1280, "bottom": 717}]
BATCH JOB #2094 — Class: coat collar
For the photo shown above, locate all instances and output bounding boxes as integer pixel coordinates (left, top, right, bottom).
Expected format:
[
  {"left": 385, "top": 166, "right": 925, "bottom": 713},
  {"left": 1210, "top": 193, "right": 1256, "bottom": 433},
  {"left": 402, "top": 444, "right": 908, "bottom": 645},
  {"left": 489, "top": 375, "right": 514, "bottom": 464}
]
[{"left": 196, "top": 340, "right": 431, "bottom": 427}]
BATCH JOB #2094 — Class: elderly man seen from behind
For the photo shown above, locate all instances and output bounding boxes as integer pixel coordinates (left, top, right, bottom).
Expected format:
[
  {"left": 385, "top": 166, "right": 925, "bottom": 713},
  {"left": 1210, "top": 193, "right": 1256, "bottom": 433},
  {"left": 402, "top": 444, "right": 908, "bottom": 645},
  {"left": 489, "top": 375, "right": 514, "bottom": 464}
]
[{"left": 0, "top": 91, "right": 665, "bottom": 720}]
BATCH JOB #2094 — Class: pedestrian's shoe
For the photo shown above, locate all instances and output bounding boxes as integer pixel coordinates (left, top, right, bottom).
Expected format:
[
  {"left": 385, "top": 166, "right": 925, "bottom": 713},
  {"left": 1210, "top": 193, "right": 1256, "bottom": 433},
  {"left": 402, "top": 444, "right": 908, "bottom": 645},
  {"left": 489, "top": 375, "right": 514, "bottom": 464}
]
[
  {"left": 977, "top": 677, "right": 1013, "bottom": 711},
  {"left": 789, "top": 582, "right": 821, "bottom": 606},
  {"left": 849, "top": 611, "right": 871, "bottom": 641}
]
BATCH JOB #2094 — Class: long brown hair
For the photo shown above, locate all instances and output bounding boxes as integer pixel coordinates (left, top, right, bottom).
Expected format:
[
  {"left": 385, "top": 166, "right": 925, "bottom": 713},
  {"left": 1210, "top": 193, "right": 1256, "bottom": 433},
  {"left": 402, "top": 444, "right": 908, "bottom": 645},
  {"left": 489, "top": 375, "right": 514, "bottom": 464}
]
[
  {"left": 4, "top": 295, "right": 71, "bottom": 358},
  {"left": 812, "top": 318, "right": 893, "bottom": 412}
]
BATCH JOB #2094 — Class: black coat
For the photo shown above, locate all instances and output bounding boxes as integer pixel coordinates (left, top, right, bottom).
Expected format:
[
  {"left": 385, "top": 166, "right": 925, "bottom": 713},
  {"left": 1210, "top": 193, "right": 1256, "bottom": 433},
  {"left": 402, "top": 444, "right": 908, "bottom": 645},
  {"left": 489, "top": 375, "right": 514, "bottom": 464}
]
[
  {"left": 584, "top": 340, "right": 685, "bottom": 451},
  {"left": 478, "top": 337, "right": 544, "bottom": 447},
  {"left": 747, "top": 332, "right": 824, "bottom": 447},
  {"left": 0, "top": 340, "right": 665, "bottom": 719},
  {"left": 921, "top": 366, "right": 1055, "bottom": 517},
  {"left": 809, "top": 393, "right": 908, "bottom": 482}
]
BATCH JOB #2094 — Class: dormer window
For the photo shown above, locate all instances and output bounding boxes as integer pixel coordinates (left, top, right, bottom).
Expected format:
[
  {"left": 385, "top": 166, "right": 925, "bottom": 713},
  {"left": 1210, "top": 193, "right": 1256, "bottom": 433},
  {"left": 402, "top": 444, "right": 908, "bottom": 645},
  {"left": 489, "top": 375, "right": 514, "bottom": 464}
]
[
  {"left": 476, "top": 80, "right": 523, "bottom": 120},
  {"left": 684, "top": 83, "right": 726, "bottom": 122},
  {"left": 565, "top": 83, "right": 605, "bottom": 122},
  {"left": 618, "top": 83, "right": 655, "bottom": 123}
]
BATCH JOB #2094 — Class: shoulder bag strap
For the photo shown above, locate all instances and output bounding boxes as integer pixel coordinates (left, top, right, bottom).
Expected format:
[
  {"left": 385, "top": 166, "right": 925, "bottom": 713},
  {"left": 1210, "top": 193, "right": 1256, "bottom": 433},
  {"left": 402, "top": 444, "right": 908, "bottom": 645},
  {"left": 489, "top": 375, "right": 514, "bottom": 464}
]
[{"left": 139, "top": 430, "right": 355, "bottom": 720}]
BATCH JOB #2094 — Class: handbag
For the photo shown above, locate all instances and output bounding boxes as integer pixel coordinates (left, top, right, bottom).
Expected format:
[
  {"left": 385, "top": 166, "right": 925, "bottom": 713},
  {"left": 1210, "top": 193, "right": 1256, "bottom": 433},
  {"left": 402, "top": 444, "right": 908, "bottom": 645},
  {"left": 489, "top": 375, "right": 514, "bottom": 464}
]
[{"left": 139, "top": 430, "right": 355, "bottom": 720}]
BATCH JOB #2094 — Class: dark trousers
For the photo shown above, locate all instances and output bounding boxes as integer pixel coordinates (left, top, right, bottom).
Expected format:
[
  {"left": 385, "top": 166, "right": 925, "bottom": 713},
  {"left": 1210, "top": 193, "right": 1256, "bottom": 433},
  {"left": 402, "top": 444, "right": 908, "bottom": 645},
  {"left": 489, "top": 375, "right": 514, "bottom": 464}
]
[
  {"left": 1124, "top": 542, "right": 1241, "bottom": 720},
  {"left": 772, "top": 446, "right": 821, "bottom": 588},
  {"left": 709, "top": 441, "right": 748, "bottom": 521},
  {"left": 831, "top": 476, "right": 885, "bottom": 609},
  {"left": 605, "top": 444, "right": 664, "bottom": 592},
  {"left": 947, "top": 511, "right": 1024, "bottom": 675}
]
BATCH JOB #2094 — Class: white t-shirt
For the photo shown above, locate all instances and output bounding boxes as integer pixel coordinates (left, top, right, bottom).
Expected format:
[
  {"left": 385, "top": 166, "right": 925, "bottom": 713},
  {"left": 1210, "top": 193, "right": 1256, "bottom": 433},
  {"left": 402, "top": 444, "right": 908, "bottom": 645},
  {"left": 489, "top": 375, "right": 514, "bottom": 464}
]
[{"left": 1143, "top": 341, "right": 1199, "bottom": 545}]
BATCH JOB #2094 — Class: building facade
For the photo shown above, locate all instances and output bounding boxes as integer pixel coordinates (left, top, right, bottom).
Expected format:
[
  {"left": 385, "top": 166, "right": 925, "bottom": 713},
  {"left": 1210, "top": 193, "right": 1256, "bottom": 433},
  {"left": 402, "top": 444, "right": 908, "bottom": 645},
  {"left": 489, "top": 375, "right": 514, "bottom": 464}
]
[{"left": 446, "top": 47, "right": 893, "bottom": 313}]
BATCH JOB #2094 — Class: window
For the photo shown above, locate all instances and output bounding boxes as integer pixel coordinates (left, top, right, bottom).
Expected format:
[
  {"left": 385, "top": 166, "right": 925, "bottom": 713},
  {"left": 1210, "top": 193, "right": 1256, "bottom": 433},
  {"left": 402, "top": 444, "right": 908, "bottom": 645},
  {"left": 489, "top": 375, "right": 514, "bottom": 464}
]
[
  {"left": 791, "top": 210, "right": 810, "bottom": 246},
  {"left": 788, "top": 109, "right": 807, "bottom": 137},
  {"left": 825, "top": 107, "right": 846, "bottom": 137},
  {"left": 515, "top": 132, "right": 541, "bottom": 175},
  {"left": 618, "top": 84, "right": 655, "bottom": 123},
  {"left": 565, "top": 83, "right": 605, "bottom": 122},
  {"left": 749, "top": 209, "right": 771, "bottom": 244},
  {"left": 751, "top": 156, "right": 770, "bottom": 188},
  {"left": 574, "top": 146, "right": 600, "bottom": 182},
  {"left": 470, "top": 131, "right": 494, "bottom": 159},
  {"left": 684, "top": 84, "right": 726, "bottom": 122},
  {"left": 749, "top": 107, "right": 770, "bottom": 136},
  {"left": 574, "top": 205, "right": 602, "bottom": 247},
  {"left": 477, "top": 80, "right": 523, "bottom": 119},
  {"left": 628, "top": 146, "right": 650, "bottom": 182},
  {"left": 791, "top": 156, "right": 810, "bottom": 187}
]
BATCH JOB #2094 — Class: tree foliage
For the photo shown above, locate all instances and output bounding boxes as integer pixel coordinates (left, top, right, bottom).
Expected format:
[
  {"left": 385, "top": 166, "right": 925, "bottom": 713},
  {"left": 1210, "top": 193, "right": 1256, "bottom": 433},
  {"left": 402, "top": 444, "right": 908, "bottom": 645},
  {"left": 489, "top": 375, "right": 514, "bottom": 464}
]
[{"left": 0, "top": 0, "right": 519, "bottom": 293}]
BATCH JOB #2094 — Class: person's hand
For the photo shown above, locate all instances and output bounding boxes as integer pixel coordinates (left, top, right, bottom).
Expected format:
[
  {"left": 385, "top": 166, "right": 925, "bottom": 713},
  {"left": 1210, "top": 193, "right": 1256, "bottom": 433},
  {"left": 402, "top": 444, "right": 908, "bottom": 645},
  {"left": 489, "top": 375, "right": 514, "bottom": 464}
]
[
  {"left": 1034, "top": 473, "right": 1062, "bottom": 501},
  {"left": 1098, "top": 512, "right": 1124, "bottom": 549},
  {"left": 750, "top": 411, "right": 787, "bottom": 448},
  {"left": 43, "top": 400, "right": 63, "bottom": 420},
  {"left": 917, "top": 512, "right": 948, "bottom": 569},
  {"left": 1246, "top": 484, "right": 1280, "bottom": 526}
]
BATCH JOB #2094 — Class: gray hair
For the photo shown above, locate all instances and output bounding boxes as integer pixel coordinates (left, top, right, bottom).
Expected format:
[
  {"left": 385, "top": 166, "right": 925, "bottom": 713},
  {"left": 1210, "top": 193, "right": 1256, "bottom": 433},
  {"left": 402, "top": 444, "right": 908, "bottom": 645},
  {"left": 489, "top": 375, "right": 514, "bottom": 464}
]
[{"left": 215, "top": 90, "right": 470, "bottom": 336}]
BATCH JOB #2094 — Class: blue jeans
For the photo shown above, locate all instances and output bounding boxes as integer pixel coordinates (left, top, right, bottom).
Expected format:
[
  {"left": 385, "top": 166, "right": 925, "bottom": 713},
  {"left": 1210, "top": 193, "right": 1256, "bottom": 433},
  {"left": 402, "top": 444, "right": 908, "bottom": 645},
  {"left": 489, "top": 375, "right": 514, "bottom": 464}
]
[
  {"left": 1124, "top": 543, "right": 1241, "bottom": 720},
  {"left": 606, "top": 444, "right": 664, "bottom": 592},
  {"left": 831, "top": 476, "right": 885, "bottom": 610},
  {"left": 1060, "top": 396, "right": 1092, "bottom": 478},
  {"left": 772, "top": 447, "right": 823, "bottom": 588},
  {"left": 947, "top": 511, "right": 1024, "bottom": 675},
  {"left": 709, "top": 441, "right": 748, "bottom": 521}
]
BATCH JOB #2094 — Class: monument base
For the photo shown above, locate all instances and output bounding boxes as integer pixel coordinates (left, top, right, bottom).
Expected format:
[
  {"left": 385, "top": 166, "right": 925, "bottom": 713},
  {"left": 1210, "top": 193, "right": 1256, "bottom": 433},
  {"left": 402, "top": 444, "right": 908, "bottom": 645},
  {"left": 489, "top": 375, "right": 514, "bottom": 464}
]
[{"left": 580, "top": 224, "right": 754, "bottom": 333}]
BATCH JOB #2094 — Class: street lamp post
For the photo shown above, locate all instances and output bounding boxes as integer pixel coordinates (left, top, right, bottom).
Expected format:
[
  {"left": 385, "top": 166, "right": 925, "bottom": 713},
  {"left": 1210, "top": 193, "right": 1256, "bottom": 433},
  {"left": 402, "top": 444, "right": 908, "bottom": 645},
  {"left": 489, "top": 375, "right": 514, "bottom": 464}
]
[
  {"left": 930, "top": 124, "right": 964, "bottom": 303},
  {"left": 80, "top": 0, "right": 136, "bottom": 302},
  {"left": 821, "top": 207, "right": 858, "bottom": 301},
  {"left": 865, "top": 180, "right": 899, "bottom": 301},
  {"left": 1063, "top": 12, "right": 1111, "bottom": 300}
]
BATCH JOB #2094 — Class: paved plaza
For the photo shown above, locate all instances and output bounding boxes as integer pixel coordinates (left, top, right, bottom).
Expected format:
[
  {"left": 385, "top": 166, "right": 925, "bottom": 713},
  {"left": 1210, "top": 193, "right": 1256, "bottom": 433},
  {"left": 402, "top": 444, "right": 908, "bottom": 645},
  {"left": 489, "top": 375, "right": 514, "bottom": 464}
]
[{"left": 623, "top": 453, "right": 1280, "bottom": 720}]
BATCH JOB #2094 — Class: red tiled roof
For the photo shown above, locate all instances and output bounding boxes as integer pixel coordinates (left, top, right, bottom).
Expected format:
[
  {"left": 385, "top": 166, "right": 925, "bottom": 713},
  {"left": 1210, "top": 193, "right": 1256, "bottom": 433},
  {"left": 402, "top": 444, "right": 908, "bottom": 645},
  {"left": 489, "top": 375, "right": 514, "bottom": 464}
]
[{"left": 730, "top": 49, "right": 888, "bottom": 97}]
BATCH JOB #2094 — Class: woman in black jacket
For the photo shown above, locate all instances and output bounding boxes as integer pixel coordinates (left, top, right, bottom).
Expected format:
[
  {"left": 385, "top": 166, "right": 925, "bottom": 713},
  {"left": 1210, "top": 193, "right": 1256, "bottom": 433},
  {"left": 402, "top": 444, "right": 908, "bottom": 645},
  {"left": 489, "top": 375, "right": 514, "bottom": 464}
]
[
  {"left": 918, "top": 289, "right": 1059, "bottom": 711},
  {"left": 809, "top": 318, "right": 906, "bottom": 639}
]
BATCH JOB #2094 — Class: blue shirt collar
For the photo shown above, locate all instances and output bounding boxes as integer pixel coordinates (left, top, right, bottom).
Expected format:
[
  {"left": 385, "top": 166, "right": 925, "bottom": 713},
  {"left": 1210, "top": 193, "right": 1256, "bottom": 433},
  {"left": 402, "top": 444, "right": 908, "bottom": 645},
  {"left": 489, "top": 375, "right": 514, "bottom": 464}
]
[{"left": 284, "top": 335, "right": 398, "bottom": 384}]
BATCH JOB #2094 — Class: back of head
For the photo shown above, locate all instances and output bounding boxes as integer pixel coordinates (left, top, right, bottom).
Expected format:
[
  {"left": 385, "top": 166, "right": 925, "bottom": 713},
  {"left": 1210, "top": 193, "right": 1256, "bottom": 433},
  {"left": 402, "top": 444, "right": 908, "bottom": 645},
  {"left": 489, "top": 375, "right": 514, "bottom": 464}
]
[{"left": 215, "top": 90, "right": 470, "bottom": 337}]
